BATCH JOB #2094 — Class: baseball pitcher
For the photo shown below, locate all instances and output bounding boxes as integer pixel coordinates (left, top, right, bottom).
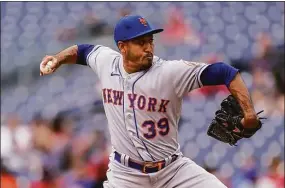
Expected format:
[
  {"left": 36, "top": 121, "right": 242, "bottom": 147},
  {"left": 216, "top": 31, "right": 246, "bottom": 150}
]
[{"left": 40, "top": 15, "right": 264, "bottom": 188}]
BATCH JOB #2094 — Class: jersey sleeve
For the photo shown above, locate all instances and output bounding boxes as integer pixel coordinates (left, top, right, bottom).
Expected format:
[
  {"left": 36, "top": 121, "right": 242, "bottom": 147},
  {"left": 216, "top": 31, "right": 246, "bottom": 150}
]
[
  {"left": 86, "top": 45, "right": 119, "bottom": 75},
  {"left": 165, "top": 60, "right": 209, "bottom": 98}
]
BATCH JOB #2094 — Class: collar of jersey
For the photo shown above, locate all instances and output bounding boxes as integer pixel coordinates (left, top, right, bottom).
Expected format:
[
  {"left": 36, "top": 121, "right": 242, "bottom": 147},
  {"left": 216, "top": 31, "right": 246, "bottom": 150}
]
[
  {"left": 119, "top": 56, "right": 145, "bottom": 79},
  {"left": 111, "top": 55, "right": 158, "bottom": 78},
  {"left": 119, "top": 58, "right": 130, "bottom": 78}
]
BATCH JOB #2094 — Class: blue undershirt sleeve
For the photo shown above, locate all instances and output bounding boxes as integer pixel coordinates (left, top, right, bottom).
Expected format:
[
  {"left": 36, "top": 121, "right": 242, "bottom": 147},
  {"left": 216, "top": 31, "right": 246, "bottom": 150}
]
[
  {"left": 200, "top": 62, "right": 239, "bottom": 88},
  {"left": 76, "top": 44, "right": 95, "bottom": 65}
]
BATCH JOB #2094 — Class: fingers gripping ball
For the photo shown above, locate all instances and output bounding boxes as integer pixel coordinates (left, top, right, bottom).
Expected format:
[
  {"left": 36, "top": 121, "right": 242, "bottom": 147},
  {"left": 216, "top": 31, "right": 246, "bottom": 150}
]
[
  {"left": 41, "top": 60, "right": 54, "bottom": 75},
  {"left": 45, "top": 61, "right": 53, "bottom": 73}
]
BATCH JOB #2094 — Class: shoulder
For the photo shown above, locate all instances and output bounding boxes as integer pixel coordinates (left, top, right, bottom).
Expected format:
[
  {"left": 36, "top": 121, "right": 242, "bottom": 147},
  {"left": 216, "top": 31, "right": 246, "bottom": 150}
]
[
  {"left": 153, "top": 57, "right": 208, "bottom": 70},
  {"left": 90, "top": 45, "right": 120, "bottom": 57},
  {"left": 152, "top": 56, "right": 189, "bottom": 67},
  {"left": 88, "top": 45, "right": 120, "bottom": 66}
]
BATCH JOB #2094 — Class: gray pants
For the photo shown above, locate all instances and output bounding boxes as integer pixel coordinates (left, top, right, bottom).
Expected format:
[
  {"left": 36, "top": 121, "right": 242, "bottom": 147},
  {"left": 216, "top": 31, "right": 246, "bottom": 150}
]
[{"left": 103, "top": 153, "right": 227, "bottom": 188}]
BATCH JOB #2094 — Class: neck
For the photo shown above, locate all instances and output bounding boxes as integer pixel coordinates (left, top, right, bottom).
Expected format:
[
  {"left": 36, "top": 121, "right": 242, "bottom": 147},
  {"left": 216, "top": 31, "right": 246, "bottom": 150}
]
[{"left": 122, "top": 58, "right": 141, "bottom": 74}]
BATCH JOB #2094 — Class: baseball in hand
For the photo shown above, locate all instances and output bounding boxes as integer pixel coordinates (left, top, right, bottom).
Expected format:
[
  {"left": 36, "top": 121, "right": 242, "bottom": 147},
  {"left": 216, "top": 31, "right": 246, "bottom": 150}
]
[{"left": 45, "top": 61, "right": 53, "bottom": 73}]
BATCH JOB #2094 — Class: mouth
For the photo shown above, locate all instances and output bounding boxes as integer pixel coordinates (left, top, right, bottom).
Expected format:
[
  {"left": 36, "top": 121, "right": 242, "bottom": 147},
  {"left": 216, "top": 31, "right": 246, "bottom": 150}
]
[{"left": 145, "top": 55, "right": 153, "bottom": 59}]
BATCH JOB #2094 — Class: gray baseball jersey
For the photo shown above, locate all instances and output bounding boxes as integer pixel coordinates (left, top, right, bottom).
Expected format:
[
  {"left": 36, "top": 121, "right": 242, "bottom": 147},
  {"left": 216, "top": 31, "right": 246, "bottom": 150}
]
[{"left": 87, "top": 45, "right": 208, "bottom": 162}]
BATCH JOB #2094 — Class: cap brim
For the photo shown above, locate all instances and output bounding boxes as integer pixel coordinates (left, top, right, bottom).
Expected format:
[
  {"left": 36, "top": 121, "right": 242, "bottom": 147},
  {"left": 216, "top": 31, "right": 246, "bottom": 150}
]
[{"left": 126, "top": 28, "right": 164, "bottom": 41}]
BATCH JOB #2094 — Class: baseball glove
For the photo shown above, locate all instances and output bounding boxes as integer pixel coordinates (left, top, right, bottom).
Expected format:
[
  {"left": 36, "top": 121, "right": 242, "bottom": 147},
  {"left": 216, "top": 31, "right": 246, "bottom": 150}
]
[{"left": 207, "top": 95, "right": 266, "bottom": 146}]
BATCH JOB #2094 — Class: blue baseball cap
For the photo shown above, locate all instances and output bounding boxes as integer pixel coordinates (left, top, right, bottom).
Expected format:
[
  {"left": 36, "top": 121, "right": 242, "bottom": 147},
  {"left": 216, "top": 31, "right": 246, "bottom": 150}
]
[{"left": 114, "top": 15, "right": 163, "bottom": 45}]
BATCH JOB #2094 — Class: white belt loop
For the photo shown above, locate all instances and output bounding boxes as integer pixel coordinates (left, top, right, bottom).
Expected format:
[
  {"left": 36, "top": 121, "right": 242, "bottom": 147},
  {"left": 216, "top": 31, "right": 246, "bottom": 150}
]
[
  {"left": 117, "top": 152, "right": 129, "bottom": 167},
  {"left": 124, "top": 155, "right": 130, "bottom": 167},
  {"left": 164, "top": 155, "right": 172, "bottom": 166},
  {"left": 120, "top": 153, "right": 126, "bottom": 165}
]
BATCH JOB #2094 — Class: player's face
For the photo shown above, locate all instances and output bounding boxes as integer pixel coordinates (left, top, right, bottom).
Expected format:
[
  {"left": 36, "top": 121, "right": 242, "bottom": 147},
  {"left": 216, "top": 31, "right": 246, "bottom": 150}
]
[{"left": 124, "top": 34, "right": 154, "bottom": 70}]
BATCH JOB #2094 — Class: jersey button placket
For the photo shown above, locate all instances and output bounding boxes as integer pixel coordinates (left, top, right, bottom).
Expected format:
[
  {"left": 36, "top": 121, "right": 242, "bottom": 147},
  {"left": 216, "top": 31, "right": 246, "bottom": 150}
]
[
  {"left": 123, "top": 76, "right": 133, "bottom": 127},
  {"left": 127, "top": 113, "right": 132, "bottom": 119},
  {"left": 125, "top": 76, "right": 131, "bottom": 90},
  {"left": 125, "top": 82, "right": 130, "bottom": 90}
]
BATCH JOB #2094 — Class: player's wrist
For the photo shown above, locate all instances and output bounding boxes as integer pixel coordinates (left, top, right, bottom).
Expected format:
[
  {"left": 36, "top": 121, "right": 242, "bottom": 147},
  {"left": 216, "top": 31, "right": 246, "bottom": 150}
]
[
  {"left": 244, "top": 113, "right": 258, "bottom": 121},
  {"left": 53, "top": 55, "right": 62, "bottom": 66},
  {"left": 241, "top": 115, "right": 258, "bottom": 128}
]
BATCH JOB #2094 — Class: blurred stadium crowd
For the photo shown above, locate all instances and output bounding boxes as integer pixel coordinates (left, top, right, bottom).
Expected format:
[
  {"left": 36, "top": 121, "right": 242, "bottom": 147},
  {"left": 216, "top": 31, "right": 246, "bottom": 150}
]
[{"left": 1, "top": 2, "right": 284, "bottom": 188}]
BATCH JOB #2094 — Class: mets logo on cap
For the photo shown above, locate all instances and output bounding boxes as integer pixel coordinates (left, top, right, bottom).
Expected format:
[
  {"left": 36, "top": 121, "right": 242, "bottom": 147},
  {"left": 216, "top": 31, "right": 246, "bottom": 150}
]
[{"left": 139, "top": 17, "right": 148, "bottom": 26}]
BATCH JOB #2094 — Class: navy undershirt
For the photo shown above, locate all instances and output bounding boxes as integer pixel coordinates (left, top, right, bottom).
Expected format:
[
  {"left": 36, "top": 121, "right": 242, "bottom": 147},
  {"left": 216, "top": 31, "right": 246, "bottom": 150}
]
[
  {"left": 200, "top": 62, "right": 239, "bottom": 88},
  {"left": 76, "top": 44, "right": 94, "bottom": 65}
]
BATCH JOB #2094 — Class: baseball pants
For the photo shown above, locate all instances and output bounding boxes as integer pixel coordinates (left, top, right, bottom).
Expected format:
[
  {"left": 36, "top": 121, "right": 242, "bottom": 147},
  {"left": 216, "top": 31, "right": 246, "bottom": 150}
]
[{"left": 103, "top": 152, "right": 227, "bottom": 188}]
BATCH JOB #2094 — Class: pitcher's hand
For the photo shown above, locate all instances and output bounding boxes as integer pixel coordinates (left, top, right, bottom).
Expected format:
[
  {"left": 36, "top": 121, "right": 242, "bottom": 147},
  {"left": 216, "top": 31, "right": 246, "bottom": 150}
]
[{"left": 40, "top": 55, "right": 60, "bottom": 76}]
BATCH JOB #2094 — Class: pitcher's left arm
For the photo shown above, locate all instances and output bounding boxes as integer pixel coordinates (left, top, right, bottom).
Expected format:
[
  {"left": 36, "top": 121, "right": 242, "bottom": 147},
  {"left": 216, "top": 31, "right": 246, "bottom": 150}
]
[{"left": 200, "top": 62, "right": 259, "bottom": 128}]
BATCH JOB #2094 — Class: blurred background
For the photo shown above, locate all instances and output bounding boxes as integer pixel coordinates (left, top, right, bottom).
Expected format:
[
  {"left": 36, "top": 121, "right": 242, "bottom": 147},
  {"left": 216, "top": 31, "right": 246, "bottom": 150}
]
[{"left": 0, "top": 2, "right": 284, "bottom": 188}]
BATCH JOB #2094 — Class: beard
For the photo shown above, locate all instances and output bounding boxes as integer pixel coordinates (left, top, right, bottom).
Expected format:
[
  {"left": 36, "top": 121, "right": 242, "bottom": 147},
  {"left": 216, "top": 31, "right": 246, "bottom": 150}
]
[
  {"left": 126, "top": 50, "right": 153, "bottom": 71},
  {"left": 142, "top": 56, "right": 153, "bottom": 70}
]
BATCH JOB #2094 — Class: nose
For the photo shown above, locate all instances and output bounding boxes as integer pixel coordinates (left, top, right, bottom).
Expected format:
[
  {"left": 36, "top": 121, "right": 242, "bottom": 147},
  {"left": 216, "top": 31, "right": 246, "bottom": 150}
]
[{"left": 144, "top": 42, "right": 153, "bottom": 53}]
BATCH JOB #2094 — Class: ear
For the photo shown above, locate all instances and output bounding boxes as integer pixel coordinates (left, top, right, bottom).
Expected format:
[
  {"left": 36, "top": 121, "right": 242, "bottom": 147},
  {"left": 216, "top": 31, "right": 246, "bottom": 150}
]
[{"left": 118, "top": 41, "right": 126, "bottom": 54}]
